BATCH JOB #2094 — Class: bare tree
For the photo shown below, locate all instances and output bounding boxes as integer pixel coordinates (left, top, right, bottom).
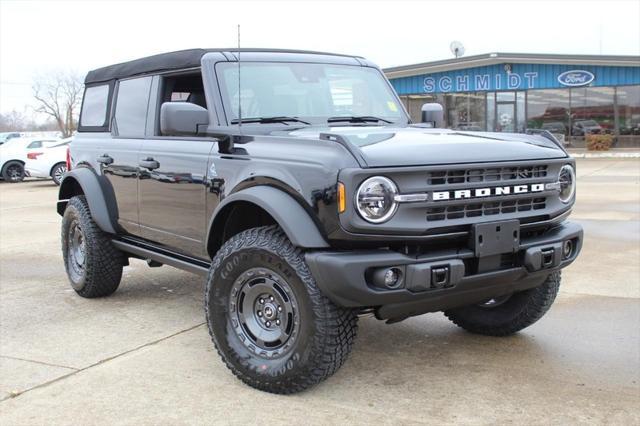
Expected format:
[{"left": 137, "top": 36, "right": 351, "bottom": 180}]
[
  {"left": 32, "top": 71, "right": 83, "bottom": 137},
  {"left": 0, "top": 110, "right": 28, "bottom": 131}
]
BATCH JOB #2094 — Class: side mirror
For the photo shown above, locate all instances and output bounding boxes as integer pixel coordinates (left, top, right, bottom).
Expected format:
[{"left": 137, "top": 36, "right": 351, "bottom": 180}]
[
  {"left": 160, "top": 102, "right": 209, "bottom": 136},
  {"left": 421, "top": 103, "right": 444, "bottom": 128}
]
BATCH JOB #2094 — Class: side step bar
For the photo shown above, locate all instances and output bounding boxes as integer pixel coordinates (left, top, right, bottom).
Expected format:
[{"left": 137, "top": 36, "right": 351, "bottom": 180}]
[{"left": 112, "top": 238, "right": 210, "bottom": 277}]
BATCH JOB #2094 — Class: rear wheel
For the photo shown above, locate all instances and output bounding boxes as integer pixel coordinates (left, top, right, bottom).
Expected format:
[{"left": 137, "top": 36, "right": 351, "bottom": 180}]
[
  {"left": 444, "top": 272, "right": 561, "bottom": 336},
  {"left": 51, "top": 162, "right": 67, "bottom": 185},
  {"left": 205, "top": 226, "right": 358, "bottom": 394},
  {"left": 61, "top": 195, "right": 124, "bottom": 298},
  {"left": 2, "top": 161, "right": 25, "bottom": 182}
]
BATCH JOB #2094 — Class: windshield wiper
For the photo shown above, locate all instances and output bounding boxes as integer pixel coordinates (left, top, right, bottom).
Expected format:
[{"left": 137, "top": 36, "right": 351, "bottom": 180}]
[
  {"left": 327, "top": 115, "right": 393, "bottom": 124},
  {"left": 230, "top": 116, "right": 310, "bottom": 125}
]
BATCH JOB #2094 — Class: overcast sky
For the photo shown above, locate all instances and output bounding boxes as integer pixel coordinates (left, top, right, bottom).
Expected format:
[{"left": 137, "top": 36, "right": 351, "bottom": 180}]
[{"left": 1, "top": 0, "right": 639, "bottom": 115}]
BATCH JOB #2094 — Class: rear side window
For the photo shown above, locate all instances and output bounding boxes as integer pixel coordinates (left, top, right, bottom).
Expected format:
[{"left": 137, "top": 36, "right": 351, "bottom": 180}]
[
  {"left": 80, "top": 85, "right": 110, "bottom": 128},
  {"left": 114, "top": 77, "right": 152, "bottom": 138}
]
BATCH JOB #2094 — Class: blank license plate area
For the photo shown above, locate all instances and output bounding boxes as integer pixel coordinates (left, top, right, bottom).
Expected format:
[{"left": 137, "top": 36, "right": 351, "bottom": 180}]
[{"left": 472, "top": 220, "right": 520, "bottom": 257}]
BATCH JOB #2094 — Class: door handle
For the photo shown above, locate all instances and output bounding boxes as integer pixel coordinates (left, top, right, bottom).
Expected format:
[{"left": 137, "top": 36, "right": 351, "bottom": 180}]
[
  {"left": 139, "top": 158, "right": 160, "bottom": 170},
  {"left": 97, "top": 154, "right": 113, "bottom": 165}
]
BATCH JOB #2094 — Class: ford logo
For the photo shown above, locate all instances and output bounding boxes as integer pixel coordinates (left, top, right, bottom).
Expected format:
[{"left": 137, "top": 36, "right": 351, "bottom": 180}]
[{"left": 557, "top": 70, "right": 595, "bottom": 87}]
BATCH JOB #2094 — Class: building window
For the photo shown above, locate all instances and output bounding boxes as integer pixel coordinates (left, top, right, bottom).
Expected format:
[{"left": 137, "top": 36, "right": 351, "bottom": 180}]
[
  {"left": 399, "top": 94, "right": 440, "bottom": 123},
  {"left": 487, "top": 92, "right": 495, "bottom": 132},
  {"left": 526, "top": 89, "right": 570, "bottom": 136},
  {"left": 444, "top": 92, "right": 486, "bottom": 130},
  {"left": 570, "top": 86, "right": 615, "bottom": 138},
  {"left": 616, "top": 85, "right": 640, "bottom": 141}
]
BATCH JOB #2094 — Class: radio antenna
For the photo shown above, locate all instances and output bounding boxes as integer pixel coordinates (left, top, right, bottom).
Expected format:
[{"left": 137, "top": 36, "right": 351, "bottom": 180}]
[{"left": 237, "top": 24, "right": 242, "bottom": 133}]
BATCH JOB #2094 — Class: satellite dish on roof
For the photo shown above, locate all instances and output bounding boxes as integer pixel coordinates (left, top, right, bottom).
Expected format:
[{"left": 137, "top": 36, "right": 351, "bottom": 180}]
[{"left": 450, "top": 41, "right": 465, "bottom": 58}]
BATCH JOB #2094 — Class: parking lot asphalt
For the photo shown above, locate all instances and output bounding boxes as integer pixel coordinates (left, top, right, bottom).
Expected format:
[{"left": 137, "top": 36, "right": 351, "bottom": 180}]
[{"left": 0, "top": 158, "right": 639, "bottom": 425}]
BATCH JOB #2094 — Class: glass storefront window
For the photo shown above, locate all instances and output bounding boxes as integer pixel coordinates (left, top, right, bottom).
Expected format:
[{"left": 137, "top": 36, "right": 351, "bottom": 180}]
[
  {"left": 399, "top": 85, "right": 639, "bottom": 147},
  {"left": 486, "top": 92, "right": 495, "bottom": 132},
  {"left": 616, "top": 85, "right": 640, "bottom": 138},
  {"left": 444, "top": 92, "right": 486, "bottom": 130},
  {"left": 526, "top": 89, "right": 570, "bottom": 136},
  {"left": 399, "top": 94, "right": 440, "bottom": 123},
  {"left": 516, "top": 91, "right": 526, "bottom": 133},
  {"left": 570, "top": 87, "right": 615, "bottom": 137}
]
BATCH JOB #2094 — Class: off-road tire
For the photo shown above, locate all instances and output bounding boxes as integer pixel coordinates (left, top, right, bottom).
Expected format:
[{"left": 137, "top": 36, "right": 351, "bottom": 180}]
[
  {"left": 444, "top": 272, "right": 561, "bottom": 336},
  {"left": 205, "top": 226, "right": 358, "bottom": 394},
  {"left": 61, "top": 195, "right": 124, "bottom": 298},
  {"left": 2, "top": 161, "right": 25, "bottom": 182}
]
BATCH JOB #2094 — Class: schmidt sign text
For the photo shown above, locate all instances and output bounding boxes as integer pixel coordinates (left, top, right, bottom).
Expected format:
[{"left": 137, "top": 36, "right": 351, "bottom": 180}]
[{"left": 423, "top": 72, "right": 539, "bottom": 93}]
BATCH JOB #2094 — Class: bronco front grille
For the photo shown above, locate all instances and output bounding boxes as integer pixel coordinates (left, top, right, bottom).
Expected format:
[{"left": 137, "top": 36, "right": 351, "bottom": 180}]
[
  {"left": 427, "top": 165, "right": 548, "bottom": 185},
  {"left": 426, "top": 197, "right": 547, "bottom": 221}
]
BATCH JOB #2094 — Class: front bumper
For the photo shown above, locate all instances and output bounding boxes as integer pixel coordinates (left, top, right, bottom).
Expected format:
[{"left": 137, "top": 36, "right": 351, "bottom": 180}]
[{"left": 306, "top": 221, "right": 582, "bottom": 321}]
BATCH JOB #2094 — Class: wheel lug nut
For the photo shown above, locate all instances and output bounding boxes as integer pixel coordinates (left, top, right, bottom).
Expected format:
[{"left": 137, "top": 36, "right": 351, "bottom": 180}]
[
  {"left": 265, "top": 321, "right": 271, "bottom": 327},
  {"left": 277, "top": 306, "right": 282, "bottom": 312},
  {"left": 257, "top": 311, "right": 263, "bottom": 317},
  {"left": 276, "top": 319, "right": 280, "bottom": 325},
  {"left": 259, "top": 298, "right": 264, "bottom": 304},
  {"left": 269, "top": 296, "right": 274, "bottom": 301}
]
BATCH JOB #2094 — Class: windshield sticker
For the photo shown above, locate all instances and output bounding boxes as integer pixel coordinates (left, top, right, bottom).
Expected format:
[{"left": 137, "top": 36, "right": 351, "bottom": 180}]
[{"left": 387, "top": 101, "right": 398, "bottom": 112}]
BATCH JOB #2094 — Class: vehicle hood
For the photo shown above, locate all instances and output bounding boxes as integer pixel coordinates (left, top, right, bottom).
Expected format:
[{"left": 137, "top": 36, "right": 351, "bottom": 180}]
[{"left": 282, "top": 126, "right": 567, "bottom": 167}]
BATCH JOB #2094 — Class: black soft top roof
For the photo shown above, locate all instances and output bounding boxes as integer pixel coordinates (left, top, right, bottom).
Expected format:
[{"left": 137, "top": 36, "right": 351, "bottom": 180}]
[{"left": 84, "top": 48, "right": 361, "bottom": 84}]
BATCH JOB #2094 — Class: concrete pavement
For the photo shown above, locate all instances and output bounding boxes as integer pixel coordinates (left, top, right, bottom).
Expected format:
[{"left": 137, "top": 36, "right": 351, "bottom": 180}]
[{"left": 1, "top": 158, "right": 639, "bottom": 425}]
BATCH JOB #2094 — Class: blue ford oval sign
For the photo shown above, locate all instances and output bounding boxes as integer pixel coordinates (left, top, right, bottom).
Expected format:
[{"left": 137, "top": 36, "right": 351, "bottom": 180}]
[{"left": 557, "top": 70, "right": 595, "bottom": 87}]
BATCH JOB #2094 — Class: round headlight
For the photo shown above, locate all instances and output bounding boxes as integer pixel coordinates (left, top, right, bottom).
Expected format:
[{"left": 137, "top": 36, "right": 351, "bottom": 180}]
[
  {"left": 558, "top": 164, "right": 576, "bottom": 203},
  {"left": 355, "top": 176, "right": 398, "bottom": 223}
]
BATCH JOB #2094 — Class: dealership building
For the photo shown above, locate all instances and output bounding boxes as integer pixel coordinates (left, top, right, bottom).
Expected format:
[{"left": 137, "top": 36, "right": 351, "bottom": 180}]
[{"left": 384, "top": 53, "right": 640, "bottom": 146}]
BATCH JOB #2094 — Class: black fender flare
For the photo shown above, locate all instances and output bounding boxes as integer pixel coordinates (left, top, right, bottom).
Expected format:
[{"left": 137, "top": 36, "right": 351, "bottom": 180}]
[
  {"left": 57, "top": 168, "right": 119, "bottom": 234},
  {"left": 209, "top": 186, "right": 329, "bottom": 249}
]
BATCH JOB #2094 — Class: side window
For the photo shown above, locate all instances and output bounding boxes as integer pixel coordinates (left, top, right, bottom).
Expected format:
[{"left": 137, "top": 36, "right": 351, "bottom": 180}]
[
  {"left": 27, "top": 141, "right": 42, "bottom": 149},
  {"left": 114, "top": 77, "right": 152, "bottom": 138},
  {"left": 157, "top": 72, "right": 206, "bottom": 136},
  {"left": 80, "top": 85, "right": 110, "bottom": 128}
]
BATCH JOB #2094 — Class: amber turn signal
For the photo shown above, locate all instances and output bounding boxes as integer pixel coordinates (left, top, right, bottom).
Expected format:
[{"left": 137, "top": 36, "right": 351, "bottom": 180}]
[{"left": 338, "top": 182, "right": 346, "bottom": 213}]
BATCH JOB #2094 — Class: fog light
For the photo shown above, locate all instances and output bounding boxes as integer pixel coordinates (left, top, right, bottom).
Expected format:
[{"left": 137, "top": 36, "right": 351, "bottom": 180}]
[
  {"left": 372, "top": 267, "right": 403, "bottom": 289},
  {"left": 562, "top": 240, "right": 574, "bottom": 259},
  {"left": 384, "top": 269, "right": 400, "bottom": 287}
]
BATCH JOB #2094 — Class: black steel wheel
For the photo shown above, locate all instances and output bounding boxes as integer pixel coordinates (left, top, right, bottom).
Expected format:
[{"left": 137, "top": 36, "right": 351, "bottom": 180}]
[
  {"left": 66, "top": 219, "right": 86, "bottom": 285},
  {"left": 61, "top": 195, "right": 124, "bottom": 298},
  {"left": 229, "top": 267, "right": 300, "bottom": 358},
  {"left": 2, "top": 161, "right": 25, "bottom": 182},
  {"left": 206, "top": 226, "right": 358, "bottom": 394},
  {"left": 51, "top": 162, "right": 67, "bottom": 185}
]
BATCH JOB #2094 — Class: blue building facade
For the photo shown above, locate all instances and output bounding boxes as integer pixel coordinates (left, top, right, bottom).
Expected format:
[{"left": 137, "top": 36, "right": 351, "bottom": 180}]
[
  {"left": 390, "top": 63, "right": 640, "bottom": 94},
  {"left": 384, "top": 53, "right": 640, "bottom": 146}
]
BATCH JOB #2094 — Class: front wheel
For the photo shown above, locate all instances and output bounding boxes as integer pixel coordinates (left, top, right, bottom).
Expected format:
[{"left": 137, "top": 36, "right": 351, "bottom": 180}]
[
  {"left": 2, "top": 161, "right": 25, "bottom": 182},
  {"left": 205, "top": 226, "right": 358, "bottom": 394},
  {"left": 444, "top": 272, "right": 561, "bottom": 336}
]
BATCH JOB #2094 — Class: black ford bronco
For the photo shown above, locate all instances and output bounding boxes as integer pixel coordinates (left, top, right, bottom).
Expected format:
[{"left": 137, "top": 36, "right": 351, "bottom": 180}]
[{"left": 58, "top": 49, "right": 582, "bottom": 394}]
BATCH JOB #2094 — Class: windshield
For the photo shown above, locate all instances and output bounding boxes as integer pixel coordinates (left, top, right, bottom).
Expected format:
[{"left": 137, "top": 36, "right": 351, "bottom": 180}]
[
  {"left": 216, "top": 62, "right": 406, "bottom": 125},
  {"left": 578, "top": 120, "right": 599, "bottom": 126}
]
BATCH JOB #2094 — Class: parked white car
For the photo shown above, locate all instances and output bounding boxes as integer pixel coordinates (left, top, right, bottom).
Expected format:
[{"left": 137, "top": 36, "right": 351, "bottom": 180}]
[
  {"left": 0, "top": 137, "right": 59, "bottom": 182},
  {"left": 25, "top": 138, "right": 72, "bottom": 185},
  {"left": 0, "top": 132, "right": 24, "bottom": 146}
]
